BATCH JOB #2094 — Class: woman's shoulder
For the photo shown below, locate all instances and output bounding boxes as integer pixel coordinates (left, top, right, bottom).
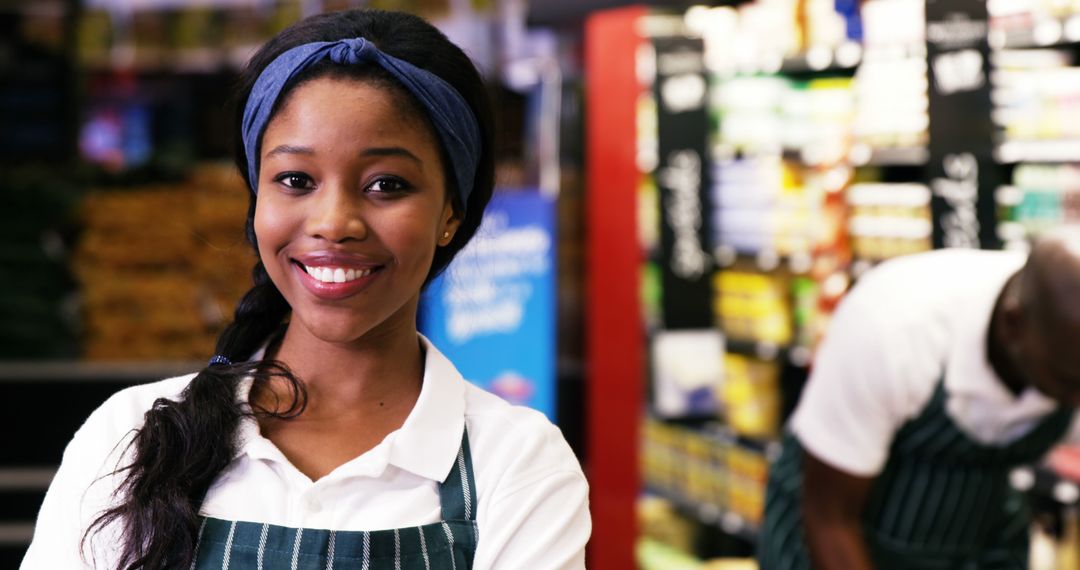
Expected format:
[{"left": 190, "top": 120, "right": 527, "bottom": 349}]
[
  {"left": 77, "top": 373, "right": 198, "bottom": 444},
  {"left": 462, "top": 384, "right": 561, "bottom": 441},
  {"left": 462, "top": 383, "right": 584, "bottom": 484}
]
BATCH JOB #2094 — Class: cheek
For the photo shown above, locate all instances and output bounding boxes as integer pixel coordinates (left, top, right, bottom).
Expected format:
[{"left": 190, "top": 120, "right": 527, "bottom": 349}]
[
  {"left": 253, "top": 200, "right": 288, "bottom": 254},
  {"left": 384, "top": 214, "right": 440, "bottom": 269}
]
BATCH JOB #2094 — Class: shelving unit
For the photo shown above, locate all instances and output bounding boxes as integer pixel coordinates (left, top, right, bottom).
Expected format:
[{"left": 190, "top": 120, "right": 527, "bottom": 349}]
[{"left": 589, "top": 0, "right": 1080, "bottom": 565}]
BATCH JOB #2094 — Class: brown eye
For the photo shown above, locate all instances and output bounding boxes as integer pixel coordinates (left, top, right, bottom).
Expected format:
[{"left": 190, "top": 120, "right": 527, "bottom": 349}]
[
  {"left": 273, "top": 172, "right": 315, "bottom": 190},
  {"left": 366, "top": 176, "right": 411, "bottom": 194}
]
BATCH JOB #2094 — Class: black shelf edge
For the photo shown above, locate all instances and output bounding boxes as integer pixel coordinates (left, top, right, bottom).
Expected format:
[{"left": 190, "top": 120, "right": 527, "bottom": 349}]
[
  {"left": 712, "top": 41, "right": 864, "bottom": 77},
  {"left": 713, "top": 247, "right": 814, "bottom": 275},
  {"left": 780, "top": 42, "right": 863, "bottom": 75},
  {"left": 723, "top": 338, "right": 812, "bottom": 368},
  {"left": 1012, "top": 464, "right": 1080, "bottom": 506},
  {"left": 644, "top": 486, "right": 760, "bottom": 543},
  {"left": 848, "top": 145, "right": 930, "bottom": 167}
]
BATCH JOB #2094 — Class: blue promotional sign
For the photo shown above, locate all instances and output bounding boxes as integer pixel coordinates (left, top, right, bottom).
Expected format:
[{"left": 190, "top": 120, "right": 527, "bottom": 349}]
[{"left": 420, "top": 190, "right": 558, "bottom": 421}]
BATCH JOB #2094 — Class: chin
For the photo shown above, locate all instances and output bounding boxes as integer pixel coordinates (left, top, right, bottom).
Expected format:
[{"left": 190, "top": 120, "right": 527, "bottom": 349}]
[
  {"left": 293, "top": 312, "right": 374, "bottom": 345},
  {"left": 312, "top": 327, "right": 372, "bottom": 345}
]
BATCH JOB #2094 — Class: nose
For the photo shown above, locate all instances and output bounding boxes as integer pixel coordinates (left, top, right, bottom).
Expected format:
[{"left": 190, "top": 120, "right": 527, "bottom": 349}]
[{"left": 305, "top": 182, "right": 368, "bottom": 243}]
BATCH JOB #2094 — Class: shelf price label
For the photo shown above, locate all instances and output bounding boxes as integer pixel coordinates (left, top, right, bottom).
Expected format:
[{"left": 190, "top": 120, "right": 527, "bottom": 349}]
[
  {"left": 652, "top": 35, "right": 714, "bottom": 329},
  {"left": 925, "top": 0, "right": 1003, "bottom": 250}
]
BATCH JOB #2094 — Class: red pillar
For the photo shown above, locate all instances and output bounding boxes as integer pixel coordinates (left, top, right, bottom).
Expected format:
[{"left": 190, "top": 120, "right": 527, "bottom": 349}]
[{"left": 584, "top": 6, "right": 647, "bottom": 569}]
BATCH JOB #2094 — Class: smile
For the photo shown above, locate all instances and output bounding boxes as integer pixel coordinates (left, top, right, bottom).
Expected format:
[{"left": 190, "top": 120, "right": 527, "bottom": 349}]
[{"left": 301, "top": 264, "right": 377, "bottom": 284}]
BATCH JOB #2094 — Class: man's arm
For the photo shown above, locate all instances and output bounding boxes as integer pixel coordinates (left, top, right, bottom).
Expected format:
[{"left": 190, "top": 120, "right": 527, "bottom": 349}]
[{"left": 801, "top": 449, "right": 876, "bottom": 570}]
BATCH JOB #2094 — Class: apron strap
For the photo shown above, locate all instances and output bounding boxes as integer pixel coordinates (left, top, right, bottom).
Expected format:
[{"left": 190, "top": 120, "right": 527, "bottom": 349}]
[{"left": 439, "top": 426, "right": 477, "bottom": 521}]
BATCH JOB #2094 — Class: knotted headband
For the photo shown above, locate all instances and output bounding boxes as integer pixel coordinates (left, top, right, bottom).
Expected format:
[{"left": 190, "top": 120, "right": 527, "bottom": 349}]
[{"left": 242, "top": 37, "right": 481, "bottom": 206}]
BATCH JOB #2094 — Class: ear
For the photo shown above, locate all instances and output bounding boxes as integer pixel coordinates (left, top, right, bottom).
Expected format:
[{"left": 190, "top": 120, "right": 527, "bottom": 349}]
[
  {"left": 999, "top": 294, "right": 1027, "bottom": 345},
  {"left": 438, "top": 201, "right": 463, "bottom": 247}
]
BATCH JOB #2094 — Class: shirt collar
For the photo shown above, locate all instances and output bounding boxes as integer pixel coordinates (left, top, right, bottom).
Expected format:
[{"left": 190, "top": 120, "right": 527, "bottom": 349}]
[
  {"left": 388, "top": 334, "right": 467, "bottom": 482},
  {"left": 232, "top": 334, "right": 467, "bottom": 483},
  {"left": 946, "top": 252, "right": 1027, "bottom": 403}
]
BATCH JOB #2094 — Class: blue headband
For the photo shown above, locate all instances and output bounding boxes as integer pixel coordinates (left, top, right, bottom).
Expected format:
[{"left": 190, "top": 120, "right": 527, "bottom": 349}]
[{"left": 242, "top": 37, "right": 480, "bottom": 206}]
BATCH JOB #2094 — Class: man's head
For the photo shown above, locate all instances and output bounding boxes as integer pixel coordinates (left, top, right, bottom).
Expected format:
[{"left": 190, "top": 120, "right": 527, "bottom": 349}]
[{"left": 1000, "top": 227, "right": 1080, "bottom": 405}]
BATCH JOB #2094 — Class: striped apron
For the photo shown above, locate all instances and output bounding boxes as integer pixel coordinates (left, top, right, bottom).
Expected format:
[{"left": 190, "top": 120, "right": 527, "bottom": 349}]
[
  {"left": 190, "top": 429, "right": 478, "bottom": 570},
  {"left": 759, "top": 379, "right": 1074, "bottom": 570}
]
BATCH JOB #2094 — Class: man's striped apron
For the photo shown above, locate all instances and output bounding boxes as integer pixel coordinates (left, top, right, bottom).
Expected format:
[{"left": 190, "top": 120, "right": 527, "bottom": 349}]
[{"left": 759, "top": 379, "right": 1073, "bottom": 570}]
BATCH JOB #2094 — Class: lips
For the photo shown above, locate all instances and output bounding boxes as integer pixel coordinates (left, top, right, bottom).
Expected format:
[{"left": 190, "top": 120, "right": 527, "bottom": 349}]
[
  {"left": 301, "top": 264, "right": 376, "bottom": 284},
  {"left": 290, "top": 251, "right": 385, "bottom": 300}
]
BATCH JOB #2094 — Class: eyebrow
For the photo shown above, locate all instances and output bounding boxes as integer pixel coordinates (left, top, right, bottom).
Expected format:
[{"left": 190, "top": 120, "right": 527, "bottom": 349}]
[
  {"left": 264, "top": 144, "right": 314, "bottom": 159},
  {"left": 263, "top": 145, "right": 424, "bottom": 170},
  {"left": 361, "top": 147, "right": 424, "bottom": 170}
]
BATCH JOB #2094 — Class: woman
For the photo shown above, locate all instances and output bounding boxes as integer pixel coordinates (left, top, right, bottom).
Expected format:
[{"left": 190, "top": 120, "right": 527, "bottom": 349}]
[{"left": 23, "top": 10, "right": 590, "bottom": 569}]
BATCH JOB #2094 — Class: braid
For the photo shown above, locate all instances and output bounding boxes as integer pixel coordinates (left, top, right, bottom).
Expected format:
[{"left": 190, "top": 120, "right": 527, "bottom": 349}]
[{"left": 84, "top": 263, "right": 302, "bottom": 569}]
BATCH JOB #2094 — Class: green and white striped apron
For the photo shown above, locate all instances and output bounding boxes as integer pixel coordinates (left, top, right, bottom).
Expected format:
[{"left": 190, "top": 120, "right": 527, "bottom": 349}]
[
  {"left": 190, "top": 429, "right": 479, "bottom": 569},
  {"left": 759, "top": 379, "right": 1074, "bottom": 570}
]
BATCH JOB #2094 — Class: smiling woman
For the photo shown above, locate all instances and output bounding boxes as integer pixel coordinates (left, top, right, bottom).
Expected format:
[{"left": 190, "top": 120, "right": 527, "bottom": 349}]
[
  {"left": 256, "top": 78, "right": 454, "bottom": 344},
  {"left": 21, "top": 9, "right": 590, "bottom": 570}
]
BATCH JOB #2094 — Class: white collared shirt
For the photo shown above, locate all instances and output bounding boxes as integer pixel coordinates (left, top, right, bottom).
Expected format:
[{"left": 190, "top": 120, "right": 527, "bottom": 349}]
[
  {"left": 22, "top": 337, "right": 590, "bottom": 569},
  {"left": 791, "top": 249, "right": 1080, "bottom": 477}
]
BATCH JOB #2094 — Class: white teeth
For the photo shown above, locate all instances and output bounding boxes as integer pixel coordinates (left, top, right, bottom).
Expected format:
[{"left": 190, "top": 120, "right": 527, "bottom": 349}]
[{"left": 302, "top": 264, "right": 374, "bottom": 284}]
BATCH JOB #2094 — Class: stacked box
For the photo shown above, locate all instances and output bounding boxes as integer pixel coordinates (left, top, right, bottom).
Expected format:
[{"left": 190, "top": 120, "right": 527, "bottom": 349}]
[
  {"left": 74, "top": 163, "right": 252, "bottom": 360},
  {"left": 714, "top": 271, "right": 793, "bottom": 344},
  {"left": 718, "top": 354, "right": 781, "bottom": 439},
  {"left": 642, "top": 418, "right": 770, "bottom": 530}
]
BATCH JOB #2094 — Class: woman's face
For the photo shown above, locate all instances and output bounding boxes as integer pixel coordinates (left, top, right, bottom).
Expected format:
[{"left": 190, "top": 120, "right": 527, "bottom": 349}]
[{"left": 254, "top": 76, "right": 459, "bottom": 346}]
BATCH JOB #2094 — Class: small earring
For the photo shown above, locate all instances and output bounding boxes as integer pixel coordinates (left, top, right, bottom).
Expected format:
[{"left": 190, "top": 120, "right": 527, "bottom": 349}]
[{"left": 443, "top": 231, "right": 450, "bottom": 239}]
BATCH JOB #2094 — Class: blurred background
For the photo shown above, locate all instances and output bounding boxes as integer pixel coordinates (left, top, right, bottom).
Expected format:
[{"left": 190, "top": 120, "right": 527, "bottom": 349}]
[{"left": 3, "top": 0, "right": 1080, "bottom": 568}]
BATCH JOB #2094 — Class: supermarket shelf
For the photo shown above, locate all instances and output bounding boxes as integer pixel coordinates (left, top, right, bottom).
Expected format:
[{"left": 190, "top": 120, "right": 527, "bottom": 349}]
[
  {"left": 645, "top": 486, "right": 760, "bottom": 544},
  {"left": 0, "top": 524, "right": 34, "bottom": 546},
  {"left": 995, "top": 139, "right": 1080, "bottom": 164},
  {"left": 848, "top": 144, "right": 930, "bottom": 167},
  {"left": 0, "top": 467, "right": 55, "bottom": 491},
  {"left": 0, "top": 360, "right": 203, "bottom": 382},
  {"left": 990, "top": 16, "right": 1080, "bottom": 50}
]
